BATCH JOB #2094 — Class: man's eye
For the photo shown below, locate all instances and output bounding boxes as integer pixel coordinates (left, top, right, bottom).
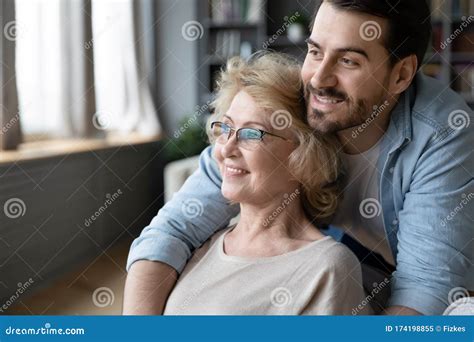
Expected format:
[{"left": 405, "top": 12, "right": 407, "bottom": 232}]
[
  {"left": 308, "top": 49, "right": 321, "bottom": 57},
  {"left": 341, "top": 58, "right": 358, "bottom": 67}
]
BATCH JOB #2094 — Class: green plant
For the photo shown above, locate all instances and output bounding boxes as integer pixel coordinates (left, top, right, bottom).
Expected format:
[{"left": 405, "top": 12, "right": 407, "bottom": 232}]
[{"left": 164, "top": 116, "right": 209, "bottom": 163}]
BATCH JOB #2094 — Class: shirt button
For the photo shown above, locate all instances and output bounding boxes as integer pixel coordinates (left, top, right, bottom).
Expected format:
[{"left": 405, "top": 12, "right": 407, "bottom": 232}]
[
  {"left": 392, "top": 219, "right": 398, "bottom": 225},
  {"left": 389, "top": 167, "right": 394, "bottom": 174}
]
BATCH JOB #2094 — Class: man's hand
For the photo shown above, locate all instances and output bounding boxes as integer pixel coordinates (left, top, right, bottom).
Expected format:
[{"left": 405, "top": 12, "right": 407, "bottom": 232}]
[
  {"left": 383, "top": 306, "right": 422, "bottom": 315},
  {"left": 122, "top": 260, "right": 178, "bottom": 315}
]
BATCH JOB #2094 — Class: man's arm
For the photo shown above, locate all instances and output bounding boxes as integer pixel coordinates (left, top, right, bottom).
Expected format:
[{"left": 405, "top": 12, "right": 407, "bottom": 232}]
[
  {"left": 388, "top": 114, "right": 474, "bottom": 315},
  {"left": 123, "top": 146, "right": 240, "bottom": 314}
]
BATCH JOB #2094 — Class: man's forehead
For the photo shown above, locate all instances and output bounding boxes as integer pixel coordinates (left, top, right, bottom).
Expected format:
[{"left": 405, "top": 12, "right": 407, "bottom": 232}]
[{"left": 311, "top": 2, "right": 388, "bottom": 50}]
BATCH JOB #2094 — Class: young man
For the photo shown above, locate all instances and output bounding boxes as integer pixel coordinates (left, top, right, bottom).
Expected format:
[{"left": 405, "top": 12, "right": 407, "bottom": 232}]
[{"left": 123, "top": 0, "right": 473, "bottom": 315}]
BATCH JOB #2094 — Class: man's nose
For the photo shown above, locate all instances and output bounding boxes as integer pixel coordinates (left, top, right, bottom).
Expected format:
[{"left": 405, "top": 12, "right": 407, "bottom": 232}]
[{"left": 310, "top": 59, "right": 337, "bottom": 90}]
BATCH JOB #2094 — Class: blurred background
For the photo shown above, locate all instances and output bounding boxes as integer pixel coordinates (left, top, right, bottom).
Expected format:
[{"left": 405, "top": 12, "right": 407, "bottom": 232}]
[{"left": 0, "top": 0, "right": 472, "bottom": 315}]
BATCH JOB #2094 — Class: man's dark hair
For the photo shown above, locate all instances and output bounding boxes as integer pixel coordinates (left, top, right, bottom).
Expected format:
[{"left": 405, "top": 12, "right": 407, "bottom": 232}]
[{"left": 312, "top": 0, "right": 432, "bottom": 70}]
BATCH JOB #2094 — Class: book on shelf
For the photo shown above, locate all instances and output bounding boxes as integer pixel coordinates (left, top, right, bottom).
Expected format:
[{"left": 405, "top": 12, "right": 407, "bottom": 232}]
[
  {"left": 452, "top": 31, "right": 474, "bottom": 52},
  {"left": 431, "top": 24, "right": 443, "bottom": 52},
  {"left": 215, "top": 30, "right": 242, "bottom": 59},
  {"left": 431, "top": 0, "right": 473, "bottom": 20},
  {"left": 210, "top": 0, "right": 264, "bottom": 24},
  {"left": 452, "top": 64, "right": 474, "bottom": 97},
  {"left": 451, "top": 0, "right": 474, "bottom": 18}
]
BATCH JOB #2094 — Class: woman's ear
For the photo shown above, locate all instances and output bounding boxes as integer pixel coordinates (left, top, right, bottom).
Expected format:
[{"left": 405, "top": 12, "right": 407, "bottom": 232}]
[{"left": 389, "top": 54, "right": 418, "bottom": 95}]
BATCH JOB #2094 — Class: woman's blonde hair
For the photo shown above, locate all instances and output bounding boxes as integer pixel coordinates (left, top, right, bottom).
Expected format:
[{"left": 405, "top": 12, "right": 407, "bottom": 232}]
[{"left": 208, "top": 51, "right": 343, "bottom": 224}]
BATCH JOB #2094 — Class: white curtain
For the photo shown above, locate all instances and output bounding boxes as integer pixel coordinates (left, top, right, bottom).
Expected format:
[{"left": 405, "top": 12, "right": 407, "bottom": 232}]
[
  {"left": 15, "top": 0, "right": 161, "bottom": 139},
  {"left": 92, "top": 0, "right": 161, "bottom": 136},
  {"left": 0, "top": 0, "right": 22, "bottom": 150}
]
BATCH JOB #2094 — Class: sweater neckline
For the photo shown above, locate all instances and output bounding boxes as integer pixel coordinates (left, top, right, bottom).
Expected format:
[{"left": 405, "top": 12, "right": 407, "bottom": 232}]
[{"left": 217, "top": 226, "right": 333, "bottom": 264}]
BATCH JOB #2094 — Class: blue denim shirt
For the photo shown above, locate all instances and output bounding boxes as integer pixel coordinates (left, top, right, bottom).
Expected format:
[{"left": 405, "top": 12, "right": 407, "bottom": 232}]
[{"left": 127, "top": 74, "right": 473, "bottom": 315}]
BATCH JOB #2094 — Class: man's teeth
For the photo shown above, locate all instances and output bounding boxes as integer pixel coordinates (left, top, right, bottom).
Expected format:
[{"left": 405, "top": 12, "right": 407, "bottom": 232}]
[
  {"left": 226, "top": 167, "right": 248, "bottom": 174},
  {"left": 316, "top": 95, "right": 343, "bottom": 104}
]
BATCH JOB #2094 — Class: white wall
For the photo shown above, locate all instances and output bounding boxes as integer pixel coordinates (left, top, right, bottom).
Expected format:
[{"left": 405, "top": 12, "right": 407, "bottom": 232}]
[{"left": 155, "top": 0, "right": 199, "bottom": 137}]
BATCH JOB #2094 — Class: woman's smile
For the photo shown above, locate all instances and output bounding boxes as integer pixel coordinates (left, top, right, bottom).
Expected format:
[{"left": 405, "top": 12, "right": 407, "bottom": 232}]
[{"left": 223, "top": 163, "right": 250, "bottom": 178}]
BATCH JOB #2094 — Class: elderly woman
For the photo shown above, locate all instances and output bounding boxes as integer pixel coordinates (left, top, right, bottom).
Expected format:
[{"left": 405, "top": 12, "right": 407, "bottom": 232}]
[{"left": 163, "top": 52, "right": 370, "bottom": 315}]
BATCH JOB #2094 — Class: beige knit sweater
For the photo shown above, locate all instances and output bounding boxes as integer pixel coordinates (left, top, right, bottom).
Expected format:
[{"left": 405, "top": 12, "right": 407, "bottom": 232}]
[{"left": 164, "top": 227, "right": 371, "bottom": 315}]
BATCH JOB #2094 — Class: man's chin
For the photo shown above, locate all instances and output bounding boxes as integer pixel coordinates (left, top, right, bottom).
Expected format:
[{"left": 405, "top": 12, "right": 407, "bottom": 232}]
[{"left": 307, "top": 108, "right": 337, "bottom": 134}]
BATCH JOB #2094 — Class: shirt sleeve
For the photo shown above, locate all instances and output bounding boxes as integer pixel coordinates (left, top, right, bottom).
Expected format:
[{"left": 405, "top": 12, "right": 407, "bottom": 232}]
[
  {"left": 126, "top": 146, "right": 240, "bottom": 273},
  {"left": 388, "top": 120, "right": 474, "bottom": 315}
]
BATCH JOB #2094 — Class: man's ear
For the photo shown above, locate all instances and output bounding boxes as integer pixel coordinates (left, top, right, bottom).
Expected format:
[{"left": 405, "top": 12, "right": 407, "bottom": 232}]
[{"left": 389, "top": 55, "right": 418, "bottom": 95}]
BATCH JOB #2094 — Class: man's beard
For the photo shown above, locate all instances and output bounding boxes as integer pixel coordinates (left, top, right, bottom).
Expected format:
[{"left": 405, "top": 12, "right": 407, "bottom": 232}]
[{"left": 305, "top": 83, "right": 371, "bottom": 134}]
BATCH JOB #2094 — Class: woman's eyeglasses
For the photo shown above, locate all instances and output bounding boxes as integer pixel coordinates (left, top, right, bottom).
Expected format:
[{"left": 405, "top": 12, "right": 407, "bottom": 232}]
[{"left": 210, "top": 121, "right": 290, "bottom": 151}]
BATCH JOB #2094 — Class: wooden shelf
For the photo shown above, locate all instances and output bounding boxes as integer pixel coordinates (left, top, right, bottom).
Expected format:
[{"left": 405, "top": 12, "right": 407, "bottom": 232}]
[
  {"left": 0, "top": 133, "right": 161, "bottom": 165},
  {"left": 197, "top": 0, "right": 474, "bottom": 109},
  {"left": 451, "top": 52, "right": 474, "bottom": 63},
  {"left": 206, "top": 21, "right": 262, "bottom": 30}
]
